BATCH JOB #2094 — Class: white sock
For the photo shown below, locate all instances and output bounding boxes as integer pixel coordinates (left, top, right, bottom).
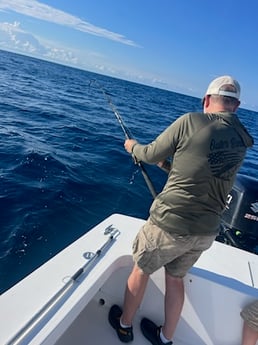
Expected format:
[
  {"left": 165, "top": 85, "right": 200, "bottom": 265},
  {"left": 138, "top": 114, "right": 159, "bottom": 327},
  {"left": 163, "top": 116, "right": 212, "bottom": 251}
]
[
  {"left": 120, "top": 318, "right": 131, "bottom": 328},
  {"left": 160, "top": 328, "right": 171, "bottom": 344}
]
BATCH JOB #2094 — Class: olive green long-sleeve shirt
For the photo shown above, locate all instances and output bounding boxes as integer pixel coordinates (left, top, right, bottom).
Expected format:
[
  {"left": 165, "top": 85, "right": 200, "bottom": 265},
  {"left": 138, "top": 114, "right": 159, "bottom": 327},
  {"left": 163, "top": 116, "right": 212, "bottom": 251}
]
[{"left": 132, "top": 112, "right": 253, "bottom": 235}]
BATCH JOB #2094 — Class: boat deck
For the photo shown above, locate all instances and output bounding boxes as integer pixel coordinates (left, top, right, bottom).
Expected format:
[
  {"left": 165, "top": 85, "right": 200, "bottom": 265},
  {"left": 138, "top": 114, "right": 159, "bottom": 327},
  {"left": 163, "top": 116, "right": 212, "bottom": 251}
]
[
  {"left": 1, "top": 214, "right": 258, "bottom": 345},
  {"left": 57, "top": 298, "right": 154, "bottom": 345},
  {"left": 55, "top": 297, "right": 186, "bottom": 345},
  {"left": 54, "top": 258, "right": 258, "bottom": 345}
]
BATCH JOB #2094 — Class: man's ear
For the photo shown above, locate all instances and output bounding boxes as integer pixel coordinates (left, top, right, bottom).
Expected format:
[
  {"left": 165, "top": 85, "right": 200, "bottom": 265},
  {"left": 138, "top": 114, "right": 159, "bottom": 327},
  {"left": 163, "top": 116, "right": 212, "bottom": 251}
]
[
  {"left": 235, "top": 100, "right": 241, "bottom": 110},
  {"left": 203, "top": 95, "right": 210, "bottom": 110}
]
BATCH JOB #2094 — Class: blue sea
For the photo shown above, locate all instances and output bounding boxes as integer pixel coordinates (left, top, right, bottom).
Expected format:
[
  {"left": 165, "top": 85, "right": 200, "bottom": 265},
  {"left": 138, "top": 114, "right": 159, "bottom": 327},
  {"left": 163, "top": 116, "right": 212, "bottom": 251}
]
[{"left": 0, "top": 50, "right": 257, "bottom": 294}]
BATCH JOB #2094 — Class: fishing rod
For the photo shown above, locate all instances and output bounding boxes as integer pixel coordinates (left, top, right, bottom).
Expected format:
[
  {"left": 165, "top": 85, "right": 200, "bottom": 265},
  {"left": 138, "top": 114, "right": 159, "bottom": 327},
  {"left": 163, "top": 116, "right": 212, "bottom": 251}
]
[{"left": 90, "top": 80, "right": 157, "bottom": 199}]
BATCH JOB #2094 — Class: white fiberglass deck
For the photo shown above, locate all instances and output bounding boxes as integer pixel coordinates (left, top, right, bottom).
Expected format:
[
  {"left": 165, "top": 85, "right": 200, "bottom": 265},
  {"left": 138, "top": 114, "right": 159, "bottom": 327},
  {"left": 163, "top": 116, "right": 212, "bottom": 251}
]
[
  {"left": 55, "top": 297, "right": 188, "bottom": 345},
  {"left": 55, "top": 266, "right": 189, "bottom": 345}
]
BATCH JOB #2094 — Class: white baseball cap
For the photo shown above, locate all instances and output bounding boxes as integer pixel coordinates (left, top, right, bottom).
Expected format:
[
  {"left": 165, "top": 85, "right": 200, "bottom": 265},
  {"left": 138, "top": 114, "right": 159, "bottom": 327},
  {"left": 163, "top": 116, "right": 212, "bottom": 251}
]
[{"left": 205, "top": 75, "right": 240, "bottom": 100}]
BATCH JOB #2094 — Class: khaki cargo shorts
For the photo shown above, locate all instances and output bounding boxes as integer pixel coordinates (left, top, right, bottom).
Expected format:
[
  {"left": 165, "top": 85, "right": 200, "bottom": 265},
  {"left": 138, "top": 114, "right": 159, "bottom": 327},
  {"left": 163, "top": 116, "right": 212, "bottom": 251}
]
[
  {"left": 132, "top": 218, "right": 216, "bottom": 277},
  {"left": 241, "top": 300, "right": 258, "bottom": 332}
]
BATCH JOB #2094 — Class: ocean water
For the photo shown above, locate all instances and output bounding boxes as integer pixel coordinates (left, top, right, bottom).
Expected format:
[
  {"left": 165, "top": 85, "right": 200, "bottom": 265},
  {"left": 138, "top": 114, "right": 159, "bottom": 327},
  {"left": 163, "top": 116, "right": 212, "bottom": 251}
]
[{"left": 0, "top": 50, "right": 257, "bottom": 294}]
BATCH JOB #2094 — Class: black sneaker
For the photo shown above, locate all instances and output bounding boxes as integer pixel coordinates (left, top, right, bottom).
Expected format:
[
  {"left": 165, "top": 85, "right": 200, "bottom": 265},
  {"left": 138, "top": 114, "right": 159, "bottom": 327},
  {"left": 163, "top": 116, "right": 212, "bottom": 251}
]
[
  {"left": 108, "top": 305, "right": 134, "bottom": 343},
  {"left": 140, "top": 317, "right": 172, "bottom": 345}
]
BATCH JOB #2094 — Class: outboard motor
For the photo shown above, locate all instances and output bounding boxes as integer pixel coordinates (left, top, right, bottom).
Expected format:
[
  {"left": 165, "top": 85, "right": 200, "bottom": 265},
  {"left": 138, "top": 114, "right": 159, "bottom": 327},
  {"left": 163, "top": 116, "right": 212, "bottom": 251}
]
[{"left": 216, "top": 174, "right": 258, "bottom": 254}]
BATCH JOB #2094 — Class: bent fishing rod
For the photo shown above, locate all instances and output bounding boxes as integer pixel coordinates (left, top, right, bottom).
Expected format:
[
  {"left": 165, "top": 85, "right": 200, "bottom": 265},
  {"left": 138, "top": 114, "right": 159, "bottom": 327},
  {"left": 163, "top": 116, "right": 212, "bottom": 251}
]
[{"left": 90, "top": 80, "right": 157, "bottom": 199}]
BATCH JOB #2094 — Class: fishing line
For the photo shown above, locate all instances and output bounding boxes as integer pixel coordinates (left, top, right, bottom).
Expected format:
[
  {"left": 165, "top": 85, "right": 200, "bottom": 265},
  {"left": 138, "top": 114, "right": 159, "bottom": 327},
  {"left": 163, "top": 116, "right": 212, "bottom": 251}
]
[
  {"left": 129, "top": 170, "right": 139, "bottom": 185},
  {"left": 89, "top": 80, "right": 157, "bottom": 199}
]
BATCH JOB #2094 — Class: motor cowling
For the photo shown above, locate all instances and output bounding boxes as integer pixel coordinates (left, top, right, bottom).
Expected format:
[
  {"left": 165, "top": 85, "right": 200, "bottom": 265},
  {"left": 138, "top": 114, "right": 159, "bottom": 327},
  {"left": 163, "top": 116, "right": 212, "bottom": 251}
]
[{"left": 217, "top": 174, "right": 258, "bottom": 254}]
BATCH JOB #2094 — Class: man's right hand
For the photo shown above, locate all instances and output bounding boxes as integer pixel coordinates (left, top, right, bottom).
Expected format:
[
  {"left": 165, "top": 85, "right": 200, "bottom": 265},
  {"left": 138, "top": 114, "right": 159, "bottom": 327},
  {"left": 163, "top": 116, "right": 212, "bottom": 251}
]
[{"left": 124, "top": 139, "right": 138, "bottom": 154}]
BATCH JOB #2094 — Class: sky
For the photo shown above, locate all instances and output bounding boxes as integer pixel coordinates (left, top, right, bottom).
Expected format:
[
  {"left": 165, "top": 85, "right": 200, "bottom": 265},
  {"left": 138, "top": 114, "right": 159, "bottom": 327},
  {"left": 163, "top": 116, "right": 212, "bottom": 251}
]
[{"left": 0, "top": 0, "right": 258, "bottom": 111}]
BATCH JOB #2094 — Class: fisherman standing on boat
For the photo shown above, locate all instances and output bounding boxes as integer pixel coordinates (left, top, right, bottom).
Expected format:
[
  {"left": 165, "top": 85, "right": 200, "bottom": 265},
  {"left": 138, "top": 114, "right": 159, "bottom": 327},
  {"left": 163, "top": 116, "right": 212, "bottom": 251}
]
[{"left": 108, "top": 76, "right": 254, "bottom": 345}]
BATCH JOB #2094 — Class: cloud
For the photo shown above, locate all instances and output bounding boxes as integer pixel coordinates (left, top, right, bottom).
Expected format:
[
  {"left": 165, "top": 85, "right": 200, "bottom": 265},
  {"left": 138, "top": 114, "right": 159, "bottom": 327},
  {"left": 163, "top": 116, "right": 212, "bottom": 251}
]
[
  {"left": 0, "top": 21, "right": 46, "bottom": 53},
  {"left": 0, "top": 21, "right": 78, "bottom": 64},
  {"left": 0, "top": 0, "right": 139, "bottom": 46}
]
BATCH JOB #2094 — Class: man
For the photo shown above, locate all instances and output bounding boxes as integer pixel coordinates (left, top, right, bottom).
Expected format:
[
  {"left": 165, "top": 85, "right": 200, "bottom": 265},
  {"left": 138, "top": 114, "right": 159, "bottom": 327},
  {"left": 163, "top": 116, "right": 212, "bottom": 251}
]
[
  {"left": 241, "top": 300, "right": 258, "bottom": 345},
  {"left": 108, "top": 76, "right": 254, "bottom": 344}
]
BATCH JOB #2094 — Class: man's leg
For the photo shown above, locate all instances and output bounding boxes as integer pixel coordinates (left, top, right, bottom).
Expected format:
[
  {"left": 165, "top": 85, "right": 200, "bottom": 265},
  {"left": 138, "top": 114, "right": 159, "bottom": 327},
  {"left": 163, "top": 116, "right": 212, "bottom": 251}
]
[
  {"left": 162, "top": 271, "right": 184, "bottom": 340},
  {"left": 121, "top": 264, "right": 150, "bottom": 326}
]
